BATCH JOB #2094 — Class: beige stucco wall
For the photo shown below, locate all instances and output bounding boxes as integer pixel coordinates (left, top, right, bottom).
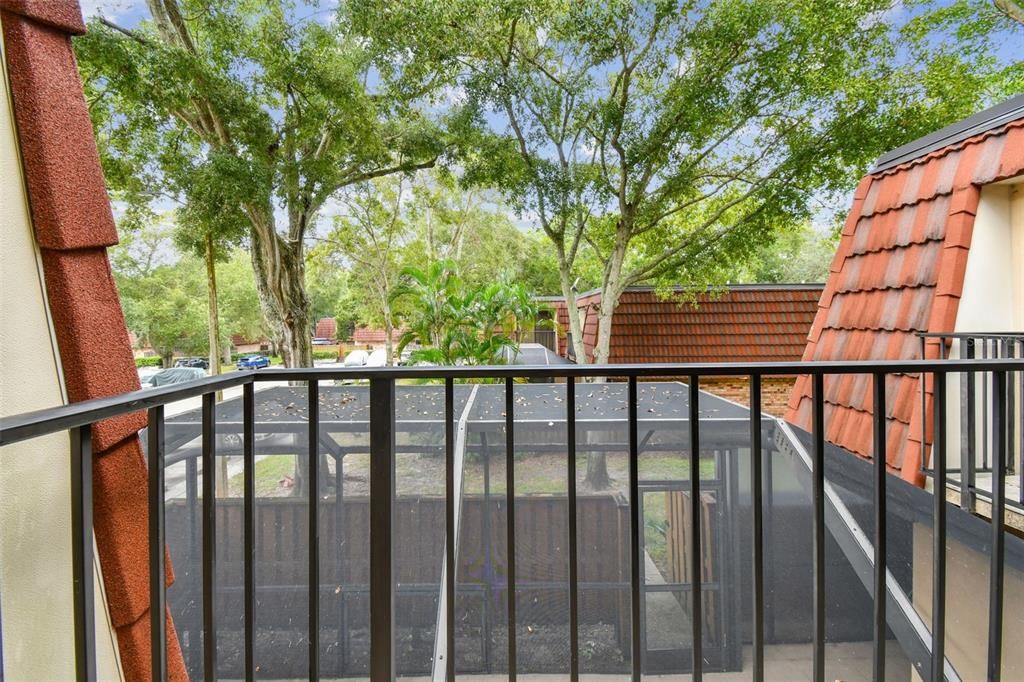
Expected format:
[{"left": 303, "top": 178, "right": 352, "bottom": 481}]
[
  {"left": 0, "top": 34, "right": 122, "bottom": 681},
  {"left": 940, "top": 181, "right": 1024, "bottom": 479}
]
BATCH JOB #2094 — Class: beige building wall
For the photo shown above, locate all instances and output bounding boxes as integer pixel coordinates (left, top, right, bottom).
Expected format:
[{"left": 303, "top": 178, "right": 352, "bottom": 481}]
[{"left": 0, "top": 35, "right": 122, "bottom": 681}]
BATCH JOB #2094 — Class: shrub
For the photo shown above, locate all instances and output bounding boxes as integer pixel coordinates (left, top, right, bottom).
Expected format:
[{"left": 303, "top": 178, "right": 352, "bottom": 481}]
[
  {"left": 135, "top": 356, "right": 162, "bottom": 368},
  {"left": 312, "top": 349, "right": 339, "bottom": 361}
]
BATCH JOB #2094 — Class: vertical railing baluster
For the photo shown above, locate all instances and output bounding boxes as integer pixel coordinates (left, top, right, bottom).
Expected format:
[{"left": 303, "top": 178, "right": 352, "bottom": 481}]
[
  {"left": 965, "top": 339, "right": 976, "bottom": 511},
  {"left": 988, "top": 371, "right": 1006, "bottom": 682},
  {"left": 932, "top": 371, "right": 946, "bottom": 682},
  {"left": 749, "top": 375, "right": 764, "bottom": 682},
  {"left": 243, "top": 383, "right": 255, "bottom": 682},
  {"left": 566, "top": 377, "right": 580, "bottom": 682},
  {"left": 504, "top": 377, "right": 517, "bottom": 681},
  {"left": 983, "top": 340, "right": 990, "bottom": 471},
  {"left": 920, "top": 336, "right": 928, "bottom": 475},
  {"left": 149, "top": 407, "right": 167, "bottom": 682},
  {"left": 872, "top": 372, "right": 887, "bottom": 682},
  {"left": 811, "top": 373, "right": 825, "bottom": 682},
  {"left": 445, "top": 378, "right": 456, "bottom": 682},
  {"left": 1018, "top": 340, "right": 1023, "bottom": 507},
  {"left": 627, "top": 376, "right": 641, "bottom": 682},
  {"left": 308, "top": 380, "right": 320, "bottom": 681},
  {"left": 201, "top": 394, "right": 216, "bottom": 682},
  {"left": 369, "top": 377, "right": 395, "bottom": 682},
  {"left": 688, "top": 376, "right": 703, "bottom": 681},
  {"left": 185, "top": 454, "right": 199, "bottom": 677},
  {"left": 71, "top": 424, "right": 96, "bottom": 682}
]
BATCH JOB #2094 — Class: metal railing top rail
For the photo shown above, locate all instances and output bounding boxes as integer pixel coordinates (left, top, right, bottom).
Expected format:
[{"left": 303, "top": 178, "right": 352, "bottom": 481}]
[
  {"left": 3, "top": 358, "right": 1024, "bottom": 448},
  {"left": 918, "top": 332, "right": 1024, "bottom": 339}
]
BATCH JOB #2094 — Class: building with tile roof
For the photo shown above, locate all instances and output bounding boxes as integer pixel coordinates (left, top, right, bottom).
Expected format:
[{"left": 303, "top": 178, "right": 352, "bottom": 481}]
[
  {"left": 550, "top": 284, "right": 823, "bottom": 412},
  {"left": 314, "top": 316, "right": 337, "bottom": 340},
  {"left": 0, "top": 2, "right": 186, "bottom": 679},
  {"left": 786, "top": 95, "right": 1024, "bottom": 485}
]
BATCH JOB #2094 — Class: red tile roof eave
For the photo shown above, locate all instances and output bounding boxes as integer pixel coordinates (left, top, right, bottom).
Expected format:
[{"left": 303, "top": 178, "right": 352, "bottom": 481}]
[{"left": 1, "top": 2, "right": 187, "bottom": 679}]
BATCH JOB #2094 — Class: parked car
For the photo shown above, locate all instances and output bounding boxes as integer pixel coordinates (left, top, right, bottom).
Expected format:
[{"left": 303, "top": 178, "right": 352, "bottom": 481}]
[
  {"left": 148, "top": 367, "right": 205, "bottom": 387},
  {"left": 236, "top": 355, "right": 271, "bottom": 370},
  {"left": 343, "top": 350, "right": 369, "bottom": 367},
  {"left": 366, "top": 349, "right": 387, "bottom": 367},
  {"left": 174, "top": 357, "right": 209, "bottom": 370},
  {"left": 311, "top": 337, "right": 334, "bottom": 345}
]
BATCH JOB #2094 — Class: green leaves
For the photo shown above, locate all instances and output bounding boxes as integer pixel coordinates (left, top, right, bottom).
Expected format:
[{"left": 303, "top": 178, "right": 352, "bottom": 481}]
[{"left": 391, "top": 260, "right": 544, "bottom": 366}]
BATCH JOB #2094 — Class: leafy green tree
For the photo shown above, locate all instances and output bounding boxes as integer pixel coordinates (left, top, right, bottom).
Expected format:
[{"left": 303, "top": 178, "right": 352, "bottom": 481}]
[
  {"left": 75, "top": 0, "right": 451, "bottom": 367},
  {"left": 113, "top": 255, "right": 209, "bottom": 367},
  {"left": 217, "top": 251, "right": 272, "bottom": 351},
  {"left": 734, "top": 223, "right": 839, "bottom": 284},
  {"left": 323, "top": 177, "right": 413, "bottom": 364},
  {"left": 353, "top": 0, "right": 1022, "bottom": 368}
]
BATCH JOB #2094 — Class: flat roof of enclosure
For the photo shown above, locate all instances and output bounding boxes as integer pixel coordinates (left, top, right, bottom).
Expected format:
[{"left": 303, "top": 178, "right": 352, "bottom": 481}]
[{"left": 163, "top": 381, "right": 751, "bottom": 431}]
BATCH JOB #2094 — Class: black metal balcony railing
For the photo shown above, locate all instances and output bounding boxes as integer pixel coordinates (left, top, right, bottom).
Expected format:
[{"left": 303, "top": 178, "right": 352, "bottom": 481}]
[
  {"left": 918, "top": 333, "right": 1024, "bottom": 510},
  {"left": 1, "top": 358, "right": 1023, "bottom": 682}
]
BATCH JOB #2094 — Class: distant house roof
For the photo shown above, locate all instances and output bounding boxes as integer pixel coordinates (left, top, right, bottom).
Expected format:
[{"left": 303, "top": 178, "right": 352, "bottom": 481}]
[
  {"left": 352, "top": 326, "right": 404, "bottom": 345},
  {"left": 787, "top": 98, "right": 1024, "bottom": 484},
  {"left": 314, "top": 316, "right": 337, "bottom": 339},
  {"left": 553, "top": 284, "right": 824, "bottom": 364}
]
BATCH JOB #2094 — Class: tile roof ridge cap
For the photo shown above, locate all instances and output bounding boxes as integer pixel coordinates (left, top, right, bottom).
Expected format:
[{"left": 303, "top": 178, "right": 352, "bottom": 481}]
[{"left": 870, "top": 118, "right": 1024, "bottom": 180}]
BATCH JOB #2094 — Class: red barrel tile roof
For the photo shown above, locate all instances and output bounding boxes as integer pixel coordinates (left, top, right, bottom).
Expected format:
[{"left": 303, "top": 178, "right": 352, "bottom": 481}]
[
  {"left": 786, "top": 116, "right": 1024, "bottom": 484},
  {"left": 556, "top": 285, "right": 823, "bottom": 364}
]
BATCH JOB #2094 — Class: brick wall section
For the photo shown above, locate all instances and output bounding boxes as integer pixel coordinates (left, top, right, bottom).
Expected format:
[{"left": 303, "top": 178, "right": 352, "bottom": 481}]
[
  {"left": 701, "top": 376, "right": 797, "bottom": 417},
  {"left": 0, "top": 2, "right": 187, "bottom": 679}
]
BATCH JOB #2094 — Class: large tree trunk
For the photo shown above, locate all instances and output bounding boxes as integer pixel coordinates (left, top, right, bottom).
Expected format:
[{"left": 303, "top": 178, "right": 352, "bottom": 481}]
[
  {"left": 557, "top": 262, "right": 588, "bottom": 363},
  {"left": 383, "top": 308, "right": 395, "bottom": 366},
  {"left": 248, "top": 219, "right": 312, "bottom": 369},
  {"left": 203, "top": 231, "right": 223, "bottom": 378},
  {"left": 580, "top": 236, "right": 629, "bottom": 490},
  {"left": 203, "top": 232, "right": 230, "bottom": 496}
]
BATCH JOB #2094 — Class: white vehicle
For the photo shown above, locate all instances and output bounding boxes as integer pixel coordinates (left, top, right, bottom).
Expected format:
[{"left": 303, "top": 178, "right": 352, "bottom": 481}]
[{"left": 343, "top": 349, "right": 369, "bottom": 367}]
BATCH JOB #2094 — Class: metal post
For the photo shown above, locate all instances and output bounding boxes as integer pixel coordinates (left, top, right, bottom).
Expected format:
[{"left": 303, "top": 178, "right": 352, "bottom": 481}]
[
  {"left": 749, "top": 376, "right": 764, "bottom": 682},
  {"left": 964, "top": 339, "right": 976, "bottom": 511},
  {"left": 445, "top": 378, "right": 456, "bottom": 682},
  {"left": 369, "top": 377, "right": 395, "bottom": 682},
  {"left": 688, "top": 376, "right": 703, "bottom": 682},
  {"left": 628, "top": 376, "right": 642, "bottom": 682},
  {"left": 201, "top": 394, "right": 217, "bottom": 682},
  {"left": 308, "top": 380, "right": 320, "bottom": 681},
  {"left": 71, "top": 424, "right": 97, "bottom": 682},
  {"left": 988, "top": 371, "right": 1006, "bottom": 682},
  {"left": 932, "top": 372, "right": 946, "bottom": 682},
  {"left": 149, "top": 407, "right": 167, "bottom": 682},
  {"left": 243, "top": 383, "right": 255, "bottom": 682},
  {"left": 811, "top": 373, "right": 825, "bottom": 682},
  {"left": 872, "top": 372, "right": 887, "bottom": 682},
  {"left": 566, "top": 378, "right": 580, "bottom": 681},
  {"left": 185, "top": 453, "right": 199, "bottom": 677},
  {"left": 504, "top": 377, "right": 517, "bottom": 680}
]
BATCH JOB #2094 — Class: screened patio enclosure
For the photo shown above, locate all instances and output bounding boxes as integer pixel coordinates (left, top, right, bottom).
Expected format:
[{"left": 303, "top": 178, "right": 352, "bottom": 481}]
[
  {"left": 156, "top": 381, "right": 755, "bottom": 677},
  {"left": 146, "top": 379, "right": 1023, "bottom": 680}
]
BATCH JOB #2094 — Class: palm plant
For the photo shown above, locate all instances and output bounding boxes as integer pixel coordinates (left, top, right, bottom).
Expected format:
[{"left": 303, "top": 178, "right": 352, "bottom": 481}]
[{"left": 392, "top": 261, "right": 543, "bottom": 367}]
